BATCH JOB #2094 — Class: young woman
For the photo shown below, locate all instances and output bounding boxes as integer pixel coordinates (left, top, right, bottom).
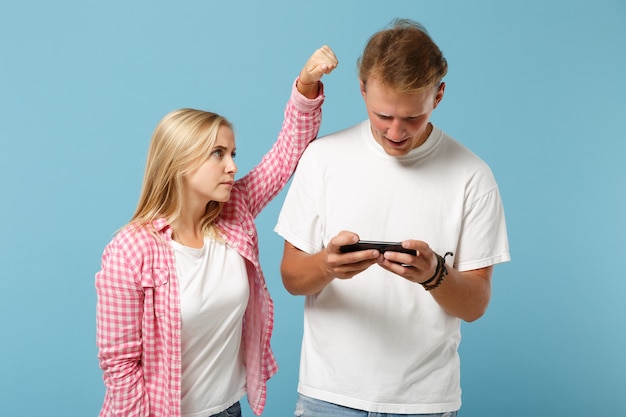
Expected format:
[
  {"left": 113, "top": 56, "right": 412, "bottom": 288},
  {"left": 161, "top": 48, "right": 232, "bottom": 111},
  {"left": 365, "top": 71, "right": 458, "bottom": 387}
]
[{"left": 96, "top": 46, "right": 337, "bottom": 417}]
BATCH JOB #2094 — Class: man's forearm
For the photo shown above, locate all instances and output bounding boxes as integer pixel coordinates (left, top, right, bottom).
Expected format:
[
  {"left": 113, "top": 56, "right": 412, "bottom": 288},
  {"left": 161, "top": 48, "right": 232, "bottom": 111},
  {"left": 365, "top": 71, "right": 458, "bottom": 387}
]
[
  {"left": 281, "top": 242, "right": 334, "bottom": 296},
  {"left": 429, "top": 266, "right": 493, "bottom": 322}
]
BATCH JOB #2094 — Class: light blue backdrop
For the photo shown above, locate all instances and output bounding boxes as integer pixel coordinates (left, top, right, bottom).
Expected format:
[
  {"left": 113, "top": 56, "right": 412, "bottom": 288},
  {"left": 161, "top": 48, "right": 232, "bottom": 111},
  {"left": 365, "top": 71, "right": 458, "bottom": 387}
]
[{"left": 1, "top": 1, "right": 624, "bottom": 416}]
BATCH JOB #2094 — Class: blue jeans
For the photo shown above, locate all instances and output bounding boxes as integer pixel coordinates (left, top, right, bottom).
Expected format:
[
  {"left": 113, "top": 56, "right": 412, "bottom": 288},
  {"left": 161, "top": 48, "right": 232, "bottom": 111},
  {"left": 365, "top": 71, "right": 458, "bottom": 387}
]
[
  {"left": 294, "top": 394, "right": 458, "bottom": 417},
  {"left": 209, "top": 401, "right": 241, "bottom": 417}
]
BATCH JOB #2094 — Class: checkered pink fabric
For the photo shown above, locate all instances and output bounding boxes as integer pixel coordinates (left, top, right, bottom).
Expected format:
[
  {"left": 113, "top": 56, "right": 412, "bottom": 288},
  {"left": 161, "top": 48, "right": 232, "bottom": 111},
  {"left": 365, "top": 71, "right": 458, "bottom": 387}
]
[{"left": 96, "top": 80, "right": 324, "bottom": 417}]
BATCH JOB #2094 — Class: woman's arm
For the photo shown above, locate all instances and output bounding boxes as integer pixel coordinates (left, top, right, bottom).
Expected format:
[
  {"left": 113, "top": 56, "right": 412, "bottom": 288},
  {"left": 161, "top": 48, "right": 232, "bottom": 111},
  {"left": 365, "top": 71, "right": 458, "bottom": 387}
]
[
  {"left": 96, "top": 240, "right": 148, "bottom": 416},
  {"left": 231, "top": 46, "right": 338, "bottom": 218}
]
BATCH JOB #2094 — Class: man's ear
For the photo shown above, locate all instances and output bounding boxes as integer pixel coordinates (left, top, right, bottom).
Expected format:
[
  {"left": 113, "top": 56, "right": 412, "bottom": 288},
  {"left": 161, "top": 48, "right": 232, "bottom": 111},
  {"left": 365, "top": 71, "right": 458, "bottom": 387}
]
[
  {"left": 359, "top": 79, "right": 367, "bottom": 98},
  {"left": 433, "top": 82, "right": 445, "bottom": 109}
]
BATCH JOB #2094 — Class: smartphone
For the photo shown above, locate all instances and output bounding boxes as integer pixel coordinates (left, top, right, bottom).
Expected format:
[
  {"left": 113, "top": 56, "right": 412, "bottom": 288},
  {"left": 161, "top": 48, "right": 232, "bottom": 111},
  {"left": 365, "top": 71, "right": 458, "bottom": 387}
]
[{"left": 339, "top": 240, "right": 416, "bottom": 255}]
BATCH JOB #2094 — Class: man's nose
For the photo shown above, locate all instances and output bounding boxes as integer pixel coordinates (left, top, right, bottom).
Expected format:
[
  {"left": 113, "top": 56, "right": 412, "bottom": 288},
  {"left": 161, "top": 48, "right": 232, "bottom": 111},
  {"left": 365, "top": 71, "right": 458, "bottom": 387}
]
[{"left": 387, "top": 120, "right": 406, "bottom": 140}]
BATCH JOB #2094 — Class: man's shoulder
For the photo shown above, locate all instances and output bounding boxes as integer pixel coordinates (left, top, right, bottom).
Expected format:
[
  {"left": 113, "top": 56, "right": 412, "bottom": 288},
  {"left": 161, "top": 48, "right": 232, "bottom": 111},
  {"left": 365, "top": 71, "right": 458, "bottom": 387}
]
[
  {"left": 308, "top": 120, "right": 367, "bottom": 150},
  {"left": 436, "top": 128, "right": 491, "bottom": 167}
]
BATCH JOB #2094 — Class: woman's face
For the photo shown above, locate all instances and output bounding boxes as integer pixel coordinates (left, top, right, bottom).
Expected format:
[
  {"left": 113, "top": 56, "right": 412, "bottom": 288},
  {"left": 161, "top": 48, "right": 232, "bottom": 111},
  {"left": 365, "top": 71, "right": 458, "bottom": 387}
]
[{"left": 184, "top": 125, "right": 238, "bottom": 204}]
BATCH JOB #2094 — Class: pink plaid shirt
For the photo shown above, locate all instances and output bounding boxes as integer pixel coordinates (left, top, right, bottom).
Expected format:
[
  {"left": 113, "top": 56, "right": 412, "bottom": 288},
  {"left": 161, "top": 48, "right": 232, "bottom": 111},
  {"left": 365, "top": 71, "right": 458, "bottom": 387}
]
[{"left": 96, "top": 80, "right": 324, "bottom": 417}]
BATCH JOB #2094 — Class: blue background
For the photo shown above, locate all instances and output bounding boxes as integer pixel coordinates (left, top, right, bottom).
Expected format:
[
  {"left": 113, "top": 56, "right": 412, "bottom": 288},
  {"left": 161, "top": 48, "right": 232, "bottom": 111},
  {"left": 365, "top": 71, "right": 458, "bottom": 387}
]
[{"left": 1, "top": 1, "right": 625, "bottom": 415}]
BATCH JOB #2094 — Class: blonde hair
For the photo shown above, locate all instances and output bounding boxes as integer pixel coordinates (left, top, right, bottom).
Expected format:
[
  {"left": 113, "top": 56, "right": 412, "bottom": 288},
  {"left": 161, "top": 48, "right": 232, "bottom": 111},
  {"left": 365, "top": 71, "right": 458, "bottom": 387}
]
[{"left": 129, "top": 108, "right": 233, "bottom": 236}]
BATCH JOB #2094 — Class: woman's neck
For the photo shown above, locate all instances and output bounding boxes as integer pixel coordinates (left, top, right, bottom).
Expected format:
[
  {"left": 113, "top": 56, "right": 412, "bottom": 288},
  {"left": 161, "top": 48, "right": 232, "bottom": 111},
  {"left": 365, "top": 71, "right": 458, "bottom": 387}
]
[{"left": 171, "top": 217, "right": 205, "bottom": 249}]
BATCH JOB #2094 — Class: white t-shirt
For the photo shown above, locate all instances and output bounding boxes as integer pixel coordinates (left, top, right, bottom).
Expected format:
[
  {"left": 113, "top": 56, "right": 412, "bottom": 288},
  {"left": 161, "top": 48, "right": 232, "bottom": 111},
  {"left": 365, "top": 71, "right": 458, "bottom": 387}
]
[
  {"left": 275, "top": 121, "right": 510, "bottom": 414},
  {"left": 172, "top": 237, "right": 249, "bottom": 417}
]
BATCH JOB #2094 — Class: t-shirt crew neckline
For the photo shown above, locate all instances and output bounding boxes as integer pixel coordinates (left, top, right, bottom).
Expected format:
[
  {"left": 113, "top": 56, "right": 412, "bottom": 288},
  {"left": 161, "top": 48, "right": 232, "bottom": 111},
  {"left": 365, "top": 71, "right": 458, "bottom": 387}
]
[{"left": 362, "top": 120, "right": 442, "bottom": 163}]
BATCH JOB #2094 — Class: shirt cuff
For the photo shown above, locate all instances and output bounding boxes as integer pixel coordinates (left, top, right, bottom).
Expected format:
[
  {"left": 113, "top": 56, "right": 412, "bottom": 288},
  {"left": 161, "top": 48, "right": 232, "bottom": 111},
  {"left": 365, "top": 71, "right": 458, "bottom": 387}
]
[{"left": 290, "top": 77, "right": 325, "bottom": 111}]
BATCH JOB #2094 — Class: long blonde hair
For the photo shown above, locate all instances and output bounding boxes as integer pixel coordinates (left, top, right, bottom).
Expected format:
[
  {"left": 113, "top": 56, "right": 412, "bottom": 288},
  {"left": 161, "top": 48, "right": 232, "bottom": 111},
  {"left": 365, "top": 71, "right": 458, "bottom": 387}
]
[{"left": 130, "top": 108, "right": 233, "bottom": 236}]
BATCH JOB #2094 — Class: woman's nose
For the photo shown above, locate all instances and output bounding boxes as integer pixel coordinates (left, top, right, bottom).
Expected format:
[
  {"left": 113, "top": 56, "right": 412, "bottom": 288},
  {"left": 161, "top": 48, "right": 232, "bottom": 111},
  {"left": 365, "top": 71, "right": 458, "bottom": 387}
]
[{"left": 227, "top": 158, "right": 237, "bottom": 174}]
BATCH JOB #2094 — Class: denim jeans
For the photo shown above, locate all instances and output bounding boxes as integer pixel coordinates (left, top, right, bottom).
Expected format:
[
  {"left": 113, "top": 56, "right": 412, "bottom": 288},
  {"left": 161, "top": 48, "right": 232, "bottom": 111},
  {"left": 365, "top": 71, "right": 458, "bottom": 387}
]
[
  {"left": 294, "top": 394, "right": 458, "bottom": 417},
  {"left": 208, "top": 401, "right": 241, "bottom": 417}
]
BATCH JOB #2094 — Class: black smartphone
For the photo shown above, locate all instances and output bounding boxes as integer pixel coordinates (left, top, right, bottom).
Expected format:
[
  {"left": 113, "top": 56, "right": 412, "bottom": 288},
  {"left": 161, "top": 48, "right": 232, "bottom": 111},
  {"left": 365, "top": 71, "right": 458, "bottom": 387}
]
[{"left": 339, "top": 240, "right": 416, "bottom": 255}]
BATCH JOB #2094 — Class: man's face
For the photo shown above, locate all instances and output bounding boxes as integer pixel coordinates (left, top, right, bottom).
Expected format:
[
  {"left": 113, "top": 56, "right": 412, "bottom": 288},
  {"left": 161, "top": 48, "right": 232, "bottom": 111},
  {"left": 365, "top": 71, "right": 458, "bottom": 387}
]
[{"left": 361, "top": 77, "right": 444, "bottom": 156}]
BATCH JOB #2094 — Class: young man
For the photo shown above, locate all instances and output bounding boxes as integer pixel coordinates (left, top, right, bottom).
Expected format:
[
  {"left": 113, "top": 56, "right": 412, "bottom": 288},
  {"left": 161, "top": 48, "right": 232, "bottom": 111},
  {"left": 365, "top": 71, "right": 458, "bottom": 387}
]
[{"left": 274, "top": 19, "right": 510, "bottom": 416}]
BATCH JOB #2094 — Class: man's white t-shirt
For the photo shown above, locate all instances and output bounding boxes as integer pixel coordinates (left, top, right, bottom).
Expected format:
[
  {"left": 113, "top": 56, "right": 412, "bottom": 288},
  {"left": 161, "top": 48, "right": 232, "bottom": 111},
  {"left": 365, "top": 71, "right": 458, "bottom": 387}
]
[{"left": 275, "top": 121, "right": 510, "bottom": 414}]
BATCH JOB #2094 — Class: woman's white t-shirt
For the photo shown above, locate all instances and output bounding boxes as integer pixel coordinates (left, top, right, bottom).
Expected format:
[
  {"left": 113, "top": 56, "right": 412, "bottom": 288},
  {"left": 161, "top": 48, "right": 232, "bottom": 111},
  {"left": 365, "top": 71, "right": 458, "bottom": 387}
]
[{"left": 172, "top": 237, "right": 249, "bottom": 417}]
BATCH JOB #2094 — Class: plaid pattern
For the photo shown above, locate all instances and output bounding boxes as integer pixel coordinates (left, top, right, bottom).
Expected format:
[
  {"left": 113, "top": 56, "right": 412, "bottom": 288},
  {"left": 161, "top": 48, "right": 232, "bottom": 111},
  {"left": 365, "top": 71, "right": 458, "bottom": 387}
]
[{"left": 96, "top": 80, "right": 324, "bottom": 417}]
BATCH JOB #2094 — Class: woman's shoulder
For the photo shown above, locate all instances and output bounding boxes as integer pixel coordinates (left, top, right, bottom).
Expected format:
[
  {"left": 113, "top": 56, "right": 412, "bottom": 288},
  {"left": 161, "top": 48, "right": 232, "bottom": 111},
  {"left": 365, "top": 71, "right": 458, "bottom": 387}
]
[{"left": 108, "top": 220, "right": 169, "bottom": 252}]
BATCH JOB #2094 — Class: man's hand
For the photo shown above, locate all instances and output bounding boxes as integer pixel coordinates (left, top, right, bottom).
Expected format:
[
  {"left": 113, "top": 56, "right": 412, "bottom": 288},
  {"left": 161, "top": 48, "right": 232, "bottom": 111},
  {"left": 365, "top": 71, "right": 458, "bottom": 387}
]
[
  {"left": 377, "top": 239, "right": 438, "bottom": 284},
  {"left": 325, "top": 231, "right": 382, "bottom": 280}
]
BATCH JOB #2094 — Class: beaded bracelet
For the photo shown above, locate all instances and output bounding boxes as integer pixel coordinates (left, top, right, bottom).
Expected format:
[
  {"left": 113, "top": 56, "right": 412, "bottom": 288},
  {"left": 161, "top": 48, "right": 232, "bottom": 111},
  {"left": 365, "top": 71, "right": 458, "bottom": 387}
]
[{"left": 420, "top": 251, "right": 454, "bottom": 291}]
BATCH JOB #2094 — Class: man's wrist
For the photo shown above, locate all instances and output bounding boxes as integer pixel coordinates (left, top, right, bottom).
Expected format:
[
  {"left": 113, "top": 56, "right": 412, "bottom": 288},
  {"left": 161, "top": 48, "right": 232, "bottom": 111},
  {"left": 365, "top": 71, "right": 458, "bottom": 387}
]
[{"left": 419, "top": 251, "right": 454, "bottom": 291}]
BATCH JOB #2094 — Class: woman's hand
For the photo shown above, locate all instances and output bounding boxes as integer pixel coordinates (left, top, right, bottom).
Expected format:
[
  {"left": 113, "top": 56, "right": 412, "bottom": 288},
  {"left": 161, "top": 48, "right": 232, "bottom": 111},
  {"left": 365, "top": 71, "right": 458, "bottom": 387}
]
[{"left": 297, "top": 45, "right": 338, "bottom": 98}]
